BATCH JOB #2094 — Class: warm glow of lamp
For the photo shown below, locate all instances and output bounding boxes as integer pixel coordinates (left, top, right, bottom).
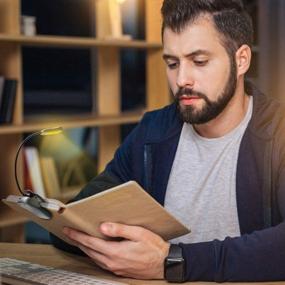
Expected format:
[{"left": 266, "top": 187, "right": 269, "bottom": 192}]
[{"left": 116, "top": 0, "right": 126, "bottom": 3}]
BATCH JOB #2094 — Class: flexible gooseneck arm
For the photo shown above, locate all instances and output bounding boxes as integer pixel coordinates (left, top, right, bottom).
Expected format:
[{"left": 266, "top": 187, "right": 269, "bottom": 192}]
[{"left": 14, "top": 131, "right": 41, "bottom": 196}]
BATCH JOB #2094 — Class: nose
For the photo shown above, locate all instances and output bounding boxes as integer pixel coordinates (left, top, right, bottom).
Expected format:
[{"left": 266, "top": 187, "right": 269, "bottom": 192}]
[{"left": 176, "top": 63, "right": 195, "bottom": 89}]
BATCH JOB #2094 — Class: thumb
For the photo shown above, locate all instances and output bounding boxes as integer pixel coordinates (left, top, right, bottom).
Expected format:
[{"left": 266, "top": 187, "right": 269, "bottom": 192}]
[{"left": 100, "top": 222, "right": 152, "bottom": 241}]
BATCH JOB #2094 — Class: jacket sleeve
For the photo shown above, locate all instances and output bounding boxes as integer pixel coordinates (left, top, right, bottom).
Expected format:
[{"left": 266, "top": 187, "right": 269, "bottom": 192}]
[{"left": 179, "top": 221, "right": 285, "bottom": 282}]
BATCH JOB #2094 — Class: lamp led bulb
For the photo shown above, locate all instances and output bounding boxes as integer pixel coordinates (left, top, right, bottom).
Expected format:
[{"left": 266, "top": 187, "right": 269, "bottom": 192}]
[{"left": 40, "top": 127, "right": 63, "bottom": 136}]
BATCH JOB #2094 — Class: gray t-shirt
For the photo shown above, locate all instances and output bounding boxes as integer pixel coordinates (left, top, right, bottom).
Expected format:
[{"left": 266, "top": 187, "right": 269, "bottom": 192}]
[{"left": 164, "top": 97, "right": 253, "bottom": 243}]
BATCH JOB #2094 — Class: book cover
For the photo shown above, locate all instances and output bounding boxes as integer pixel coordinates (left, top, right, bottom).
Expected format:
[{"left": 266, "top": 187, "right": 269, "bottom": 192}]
[
  {"left": 40, "top": 156, "right": 61, "bottom": 198},
  {"left": 0, "top": 79, "right": 17, "bottom": 124},
  {"left": 3, "top": 181, "right": 190, "bottom": 244},
  {"left": 0, "top": 76, "right": 5, "bottom": 108},
  {"left": 24, "top": 147, "right": 46, "bottom": 198},
  {"left": 23, "top": 150, "right": 33, "bottom": 192}
]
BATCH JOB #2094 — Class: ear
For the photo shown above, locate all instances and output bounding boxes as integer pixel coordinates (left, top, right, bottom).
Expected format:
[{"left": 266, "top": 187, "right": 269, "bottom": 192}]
[{"left": 235, "top": 44, "right": 252, "bottom": 77}]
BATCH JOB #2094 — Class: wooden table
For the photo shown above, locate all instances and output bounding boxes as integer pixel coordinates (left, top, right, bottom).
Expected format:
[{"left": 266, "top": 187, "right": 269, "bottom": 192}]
[{"left": 0, "top": 243, "right": 284, "bottom": 285}]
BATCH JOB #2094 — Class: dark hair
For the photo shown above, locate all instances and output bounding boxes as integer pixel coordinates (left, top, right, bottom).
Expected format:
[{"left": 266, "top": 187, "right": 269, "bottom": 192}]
[{"left": 161, "top": 0, "right": 253, "bottom": 56}]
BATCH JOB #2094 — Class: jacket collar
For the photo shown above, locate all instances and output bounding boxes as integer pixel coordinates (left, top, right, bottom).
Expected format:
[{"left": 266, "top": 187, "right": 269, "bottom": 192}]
[
  {"left": 145, "top": 103, "right": 183, "bottom": 145},
  {"left": 245, "top": 81, "right": 279, "bottom": 141}
]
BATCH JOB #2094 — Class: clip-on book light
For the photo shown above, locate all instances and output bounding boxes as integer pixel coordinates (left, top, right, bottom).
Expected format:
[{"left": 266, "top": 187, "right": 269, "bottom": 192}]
[{"left": 13, "top": 127, "right": 63, "bottom": 219}]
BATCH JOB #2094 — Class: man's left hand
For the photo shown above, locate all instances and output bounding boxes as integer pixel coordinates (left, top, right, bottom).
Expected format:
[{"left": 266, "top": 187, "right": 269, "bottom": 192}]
[{"left": 63, "top": 223, "right": 170, "bottom": 279}]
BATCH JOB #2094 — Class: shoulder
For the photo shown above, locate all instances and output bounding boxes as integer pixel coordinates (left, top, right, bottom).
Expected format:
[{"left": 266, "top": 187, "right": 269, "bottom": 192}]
[{"left": 248, "top": 83, "right": 285, "bottom": 138}]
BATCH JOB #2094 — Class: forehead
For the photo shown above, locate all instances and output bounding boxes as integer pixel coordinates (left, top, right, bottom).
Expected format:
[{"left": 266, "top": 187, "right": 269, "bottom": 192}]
[{"left": 163, "top": 16, "right": 226, "bottom": 57}]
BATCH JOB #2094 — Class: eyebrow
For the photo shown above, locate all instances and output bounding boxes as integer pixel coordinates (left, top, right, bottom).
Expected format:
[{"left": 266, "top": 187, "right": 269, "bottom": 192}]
[{"left": 163, "top": 49, "right": 211, "bottom": 61}]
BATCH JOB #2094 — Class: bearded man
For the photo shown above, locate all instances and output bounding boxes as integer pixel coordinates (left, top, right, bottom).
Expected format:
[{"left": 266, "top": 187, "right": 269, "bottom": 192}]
[{"left": 52, "top": 0, "right": 285, "bottom": 282}]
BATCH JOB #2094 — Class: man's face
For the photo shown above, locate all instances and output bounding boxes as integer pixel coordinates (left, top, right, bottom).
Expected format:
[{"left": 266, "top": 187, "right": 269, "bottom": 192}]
[{"left": 162, "top": 16, "right": 237, "bottom": 124}]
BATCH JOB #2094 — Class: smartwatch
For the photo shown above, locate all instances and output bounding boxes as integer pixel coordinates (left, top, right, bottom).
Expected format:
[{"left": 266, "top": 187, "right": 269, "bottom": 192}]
[{"left": 164, "top": 244, "right": 185, "bottom": 283}]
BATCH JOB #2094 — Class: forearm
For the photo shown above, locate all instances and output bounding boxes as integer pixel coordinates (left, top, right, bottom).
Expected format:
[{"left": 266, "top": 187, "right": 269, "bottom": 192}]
[
  {"left": 180, "top": 221, "right": 285, "bottom": 282},
  {"left": 68, "top": 170, "right": 122, "bottom": 203}
]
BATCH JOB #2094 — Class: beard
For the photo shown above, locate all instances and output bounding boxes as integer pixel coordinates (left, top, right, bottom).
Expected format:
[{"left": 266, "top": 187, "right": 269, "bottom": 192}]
[{"left": 174, "top": 60, "right": 237, "bottom": 125}]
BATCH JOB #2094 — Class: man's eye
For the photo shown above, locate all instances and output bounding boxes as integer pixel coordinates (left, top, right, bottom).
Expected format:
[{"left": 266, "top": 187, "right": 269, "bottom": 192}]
[
  {"left": 167, "top": 62, "right": 178, "bottom": 69},
  {"left": 194, "top": 60, "right": 208, "bottom": 66}
]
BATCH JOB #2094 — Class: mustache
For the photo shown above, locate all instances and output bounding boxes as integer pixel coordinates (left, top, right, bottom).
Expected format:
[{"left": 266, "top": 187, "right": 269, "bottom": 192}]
[{"left": 175, "top": 88, "right": 212, "bottom": 105}]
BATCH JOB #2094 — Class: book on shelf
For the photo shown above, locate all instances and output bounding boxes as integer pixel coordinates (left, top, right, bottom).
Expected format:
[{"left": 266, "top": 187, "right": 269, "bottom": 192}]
[
  {"left": 40, "top": 156, "right": 61, "bottom": 198},
  {"left": 0, "top": 79, "right": 17, "bottom": 124},
  {"left": 0, "top": 76, "right": 5, "bottom": 108},
  {"left": 3, "top": 181, "right": 190, "bottom": 245},
  {"left": 23, "top": 150, "right": 33, "bottom": 191},
  {"left": 24, "top": 146, "right": 46, "bottom": 198},
  {"left": 96, "top": 0, "right": 132, "bottom": 40}
]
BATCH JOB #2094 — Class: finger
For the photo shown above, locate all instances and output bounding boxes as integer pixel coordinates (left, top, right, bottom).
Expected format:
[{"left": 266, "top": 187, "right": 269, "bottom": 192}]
[
  {"left": 78, "top": 244, "right": 126, "bottom": 275},
  {"left": 63, "top": 227, "right": 89, "bottom": 244},
  {"left": 100, "top": 222, "right": 156, "bottom": 242},
  {"left": 63, "top": 227, "right": 120, "bottom": 256},
  {"left": 78, "top": 244, "right": 110, "bottom": 271}
]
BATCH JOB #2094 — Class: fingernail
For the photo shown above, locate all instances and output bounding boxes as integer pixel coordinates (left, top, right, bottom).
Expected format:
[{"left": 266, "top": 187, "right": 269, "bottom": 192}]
[
  {"left": 62, "top": 227, "right": 69, "bottom": 235},
  {"left": 101, "top": 223, "right": 113, "bottom": 233}
]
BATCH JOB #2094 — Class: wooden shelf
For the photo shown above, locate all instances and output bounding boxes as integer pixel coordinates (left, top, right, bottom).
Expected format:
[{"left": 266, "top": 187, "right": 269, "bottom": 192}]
[
  {"left": 0, "top": 34, "right": 162, "bottom": 49},
  {"left": 0, "top": 110, "right": 144, "bottom": 134},
  {"left": 0, "top": 0, "right": 168, "bottom": 241}
]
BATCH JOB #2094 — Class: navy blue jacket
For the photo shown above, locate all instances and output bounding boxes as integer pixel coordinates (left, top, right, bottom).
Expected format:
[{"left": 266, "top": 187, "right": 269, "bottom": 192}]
[{"left": 51, "top": 83, "right": 285, "bottom": 282}]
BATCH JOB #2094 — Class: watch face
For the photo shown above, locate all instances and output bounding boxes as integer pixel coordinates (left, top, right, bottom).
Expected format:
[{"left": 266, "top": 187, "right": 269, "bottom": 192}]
[
  {"left": 164, "top": 245, "right": 185, "bottom": 282},
  {"left": 165, "top": 259, "right": 185, "bottom": 282}
]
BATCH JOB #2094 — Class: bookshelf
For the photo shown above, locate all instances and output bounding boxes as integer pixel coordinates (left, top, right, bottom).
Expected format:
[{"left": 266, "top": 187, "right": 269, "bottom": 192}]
[
  {"left": 0, "top": 0, "right": 169, "bottom": 242},
  {"left": 0, "top": 111, "right": 144, "bottom": 135},
  {"left": 0, "top": 34, "right": 162, "bottom": 49}
]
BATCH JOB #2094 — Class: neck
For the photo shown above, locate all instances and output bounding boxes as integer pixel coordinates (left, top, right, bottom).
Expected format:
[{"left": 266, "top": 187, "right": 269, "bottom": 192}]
[{"left": 193, "top": 81, "right": 250, "bottom": 138}]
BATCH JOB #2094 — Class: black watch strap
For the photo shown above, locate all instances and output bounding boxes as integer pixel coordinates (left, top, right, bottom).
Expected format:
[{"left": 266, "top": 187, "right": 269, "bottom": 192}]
[{"left": 164, "top": 244, "right": 185, "bottom": 283}]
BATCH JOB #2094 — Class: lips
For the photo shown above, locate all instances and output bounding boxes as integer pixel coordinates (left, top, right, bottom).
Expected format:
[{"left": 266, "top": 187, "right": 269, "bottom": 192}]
[
  {"left": 179, "top": 95, "right": 201, "bottom": 105},
  {"left": 179, "top": 95, "right": 200, "bottom": 100}
]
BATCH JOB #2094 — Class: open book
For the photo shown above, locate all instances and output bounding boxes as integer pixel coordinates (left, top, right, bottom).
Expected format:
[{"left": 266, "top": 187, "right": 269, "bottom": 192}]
[{"left": 2, "top": 181, "right": 190, "bottom": 245}]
